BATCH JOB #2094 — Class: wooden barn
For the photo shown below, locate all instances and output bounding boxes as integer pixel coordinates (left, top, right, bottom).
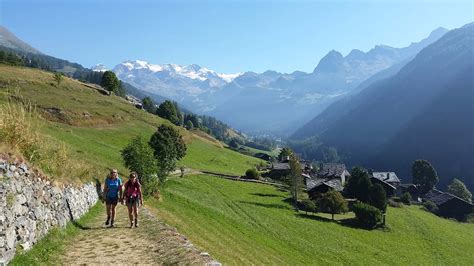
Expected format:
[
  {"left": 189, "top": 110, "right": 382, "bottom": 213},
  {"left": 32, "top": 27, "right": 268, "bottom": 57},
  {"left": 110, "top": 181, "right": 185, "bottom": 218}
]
[{"left": 423, "top": 189, "right": 473, "bottom": 220}]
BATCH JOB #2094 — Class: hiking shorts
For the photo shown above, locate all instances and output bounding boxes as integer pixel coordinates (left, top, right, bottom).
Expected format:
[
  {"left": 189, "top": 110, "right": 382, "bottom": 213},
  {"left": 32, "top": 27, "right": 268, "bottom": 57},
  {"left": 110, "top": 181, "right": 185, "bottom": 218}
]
[
  {"left": 126, "top": 196, "right": 139, "bottom": 207},
  {"left": 106, "top": 196, "right": 119, "bottom": 205}
]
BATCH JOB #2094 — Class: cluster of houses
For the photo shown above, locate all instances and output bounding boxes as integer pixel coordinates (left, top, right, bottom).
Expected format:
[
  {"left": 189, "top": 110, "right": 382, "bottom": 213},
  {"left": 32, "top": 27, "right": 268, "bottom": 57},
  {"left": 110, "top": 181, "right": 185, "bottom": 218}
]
[{"left": 267, "top": 159, "right": 473, "bottom": 219}]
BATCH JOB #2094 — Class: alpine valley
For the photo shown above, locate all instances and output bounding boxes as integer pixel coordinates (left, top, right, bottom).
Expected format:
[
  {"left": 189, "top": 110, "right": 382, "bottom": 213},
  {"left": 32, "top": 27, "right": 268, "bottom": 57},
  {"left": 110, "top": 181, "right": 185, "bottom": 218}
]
[{"left": 110, "top": 27, "right": 448, "bottom": 135}]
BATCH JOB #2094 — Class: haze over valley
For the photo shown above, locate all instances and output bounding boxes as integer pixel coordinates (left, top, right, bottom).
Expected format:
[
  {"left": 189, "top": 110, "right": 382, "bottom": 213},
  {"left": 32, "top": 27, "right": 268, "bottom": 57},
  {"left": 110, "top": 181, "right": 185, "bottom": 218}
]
[{"left": 1, "top": 1, "right": 473, "bottom": 264}]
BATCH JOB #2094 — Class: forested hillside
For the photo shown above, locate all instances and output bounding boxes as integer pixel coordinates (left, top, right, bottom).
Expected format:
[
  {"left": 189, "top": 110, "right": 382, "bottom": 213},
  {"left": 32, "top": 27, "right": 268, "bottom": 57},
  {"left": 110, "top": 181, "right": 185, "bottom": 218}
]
[{"left": 292, "top": 23, "right": 474, "bottom": 191}]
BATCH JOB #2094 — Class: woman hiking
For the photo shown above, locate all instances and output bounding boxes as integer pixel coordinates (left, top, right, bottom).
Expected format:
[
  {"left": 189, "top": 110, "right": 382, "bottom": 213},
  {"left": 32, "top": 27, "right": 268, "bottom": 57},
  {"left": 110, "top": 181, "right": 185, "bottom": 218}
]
[
  {"left": 122, "top": 172, "right": 143, "bottom": 228},
  {"left": 103, "top": 169, "right": 123, "bottom": 227}
]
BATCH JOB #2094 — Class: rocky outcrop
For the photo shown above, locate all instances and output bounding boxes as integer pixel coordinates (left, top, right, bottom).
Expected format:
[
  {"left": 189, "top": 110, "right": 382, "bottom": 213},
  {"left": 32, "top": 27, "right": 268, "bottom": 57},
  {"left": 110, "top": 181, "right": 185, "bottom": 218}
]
[{"left": 0, "top": 159, "right": 98, "bottom": 264}]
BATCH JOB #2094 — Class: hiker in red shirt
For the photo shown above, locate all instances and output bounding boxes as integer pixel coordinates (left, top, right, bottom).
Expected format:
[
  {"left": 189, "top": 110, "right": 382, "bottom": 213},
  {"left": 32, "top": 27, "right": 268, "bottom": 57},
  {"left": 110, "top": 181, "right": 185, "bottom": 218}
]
[{"left": 121, "top": 172, "right": 143, "bottom": 228}]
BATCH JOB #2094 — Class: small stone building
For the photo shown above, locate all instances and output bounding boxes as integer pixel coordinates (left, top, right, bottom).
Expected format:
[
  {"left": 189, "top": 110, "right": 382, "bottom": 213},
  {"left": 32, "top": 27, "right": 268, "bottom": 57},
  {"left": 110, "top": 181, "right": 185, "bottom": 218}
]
[
  {"left": 305, "top": 163, "right": 350, "bottom": 199},
  {"left": 371, "top": 172, "right": 400, "bottom": 197}
]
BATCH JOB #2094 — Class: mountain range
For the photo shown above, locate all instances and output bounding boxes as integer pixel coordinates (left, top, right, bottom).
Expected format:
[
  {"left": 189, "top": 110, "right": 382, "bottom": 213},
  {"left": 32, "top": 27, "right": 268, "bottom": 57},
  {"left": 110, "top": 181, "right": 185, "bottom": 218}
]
[
  {"left": 112, "top": 27, "right": 448, "bottom": 135},
  {"left": 293, "top": 23, "right": 474, "bottom": 191},
  {"left": 2, "top": 23, "right": 471, "bottom": 192},
  {"left": 0, "top": 26, "right": 41, "bottom": 54}
]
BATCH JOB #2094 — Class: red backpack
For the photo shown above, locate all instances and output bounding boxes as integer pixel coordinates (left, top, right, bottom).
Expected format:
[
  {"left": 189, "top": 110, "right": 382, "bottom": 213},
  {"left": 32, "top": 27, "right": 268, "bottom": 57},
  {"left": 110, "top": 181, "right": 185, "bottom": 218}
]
[{"left": 125, "top": 180, "right": 140, "bottom": 198}]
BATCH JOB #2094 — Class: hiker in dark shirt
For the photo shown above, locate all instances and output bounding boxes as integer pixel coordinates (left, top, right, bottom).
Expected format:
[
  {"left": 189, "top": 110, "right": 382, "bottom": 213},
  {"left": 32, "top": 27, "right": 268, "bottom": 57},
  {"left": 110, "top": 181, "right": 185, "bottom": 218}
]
[
  {"left": 103, "top": 169, "right": 123, "bottom": 227},
  {"left": 122, "top": 172, "right": 143, "bottom": 228}
]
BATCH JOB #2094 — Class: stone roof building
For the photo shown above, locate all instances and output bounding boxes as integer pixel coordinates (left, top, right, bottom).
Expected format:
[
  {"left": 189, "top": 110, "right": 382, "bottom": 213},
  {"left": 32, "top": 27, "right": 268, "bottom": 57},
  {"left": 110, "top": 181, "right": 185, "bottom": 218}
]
[
  {"left": 372, "top": 172, "right": 400, "bottom": 187},
  {"left": 371, "top": 172, "right": 400, "bottom": 197},
  {"left": 306, "top": 163, "right": 350, "bottom": 199},
  {"left": 423, "top": 189, "right": 473, "bottom": 220}
]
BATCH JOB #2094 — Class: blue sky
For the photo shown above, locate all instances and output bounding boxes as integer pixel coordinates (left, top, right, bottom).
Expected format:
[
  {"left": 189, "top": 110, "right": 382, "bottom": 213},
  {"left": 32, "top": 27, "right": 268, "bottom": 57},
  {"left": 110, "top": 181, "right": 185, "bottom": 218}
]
[{"left": 0, "top": 0, "right": 472, "bottom": 73}]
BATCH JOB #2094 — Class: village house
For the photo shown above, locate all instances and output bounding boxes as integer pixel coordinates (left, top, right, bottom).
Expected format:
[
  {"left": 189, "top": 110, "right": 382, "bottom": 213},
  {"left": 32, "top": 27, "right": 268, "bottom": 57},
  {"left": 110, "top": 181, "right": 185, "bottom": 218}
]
[
  {"left": 254, "top": 152, "right": 272, "bottom": 161},
  {"left": 397, "top": 183, "right": 422, "bottom": 201},
  {"left": 371, "top": 172, "right": 401, "bottom": 197},
  {"left": 422, "top": 189, "right": 474, "bottom": 220},
  {"left": 306, "top": 163, "right": 350, "bottom": 200},
  {"left": 267, "top": 157, "right": 313, "bottom": 180}
]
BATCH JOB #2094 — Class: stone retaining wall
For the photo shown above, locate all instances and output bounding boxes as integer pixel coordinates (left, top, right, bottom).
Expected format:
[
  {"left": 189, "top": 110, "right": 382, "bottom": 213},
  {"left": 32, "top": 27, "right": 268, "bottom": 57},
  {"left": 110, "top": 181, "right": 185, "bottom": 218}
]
[{"left": 0, "top": 159, "right": 99, "bottom": 264}]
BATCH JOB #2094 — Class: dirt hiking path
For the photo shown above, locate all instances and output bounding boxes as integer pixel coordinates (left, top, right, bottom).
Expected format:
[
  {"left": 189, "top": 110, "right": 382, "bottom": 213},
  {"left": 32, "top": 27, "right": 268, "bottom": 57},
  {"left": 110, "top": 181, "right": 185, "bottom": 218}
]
[{"left": 60, "top": 203, "right": 218, "bottom": 265}]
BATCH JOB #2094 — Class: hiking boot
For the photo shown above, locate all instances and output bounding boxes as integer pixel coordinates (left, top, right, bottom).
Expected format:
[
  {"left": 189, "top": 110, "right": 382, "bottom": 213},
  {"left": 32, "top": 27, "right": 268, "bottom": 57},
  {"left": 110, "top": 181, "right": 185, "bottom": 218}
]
[
  {"left": 134, "top": 219, "right": 138, "bottom": 228},
  {"left": 105, "top": 217, "right": 110, "bottom": 226},
  {"left": 109, "top": 220, "right": 114, "bottom": 228},
  {"left": 130, "top": 221, "right": 134, "bottom": 228}
]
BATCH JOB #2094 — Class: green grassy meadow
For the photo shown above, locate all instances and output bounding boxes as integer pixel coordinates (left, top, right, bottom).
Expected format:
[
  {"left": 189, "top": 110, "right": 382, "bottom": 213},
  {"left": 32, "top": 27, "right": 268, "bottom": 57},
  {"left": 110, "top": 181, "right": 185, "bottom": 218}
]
[
  {"left": 3, "top": 65, "right": 473, "bottom": 265},
  {"left": 179, "top": 140, "right": 262, "bottom": 175},
  {"left": 150, "top": 174, "right": 474, "bottom": 265},
  {"left": 0, "top": 65, "right": 261, "bottom": 180}
]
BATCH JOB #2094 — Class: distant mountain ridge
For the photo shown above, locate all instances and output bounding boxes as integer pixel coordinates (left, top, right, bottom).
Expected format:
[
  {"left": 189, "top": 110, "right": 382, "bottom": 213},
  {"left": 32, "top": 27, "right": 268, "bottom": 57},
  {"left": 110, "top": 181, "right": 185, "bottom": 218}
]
[
  {"left": 0, "top": 25, "right": 42, "bottom": 54},
  {"left": 113, "top": 27, "right": 448, "bottom": 134},
  {"left": 113, "top": 60, "right": 242, "bottom": 112},
  {"left": 0, "top": 26, "right": 170, "bottom": 110},
  {"left": 91, "top": 63, "right": 108, "bottom": 72},
  {"left": 206, "top": 27, "right": 448, "bottom": 134},
  {"left": 292, "top": 23, "right": 474, "bottom": 191}
]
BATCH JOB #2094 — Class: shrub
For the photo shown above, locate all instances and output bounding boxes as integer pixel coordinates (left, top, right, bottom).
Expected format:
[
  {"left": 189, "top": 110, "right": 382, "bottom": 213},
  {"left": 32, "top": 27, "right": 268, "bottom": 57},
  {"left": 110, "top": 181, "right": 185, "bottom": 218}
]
[
  {"left": 368, "top": 183, "right": 387, "bottom": 212},
  {"left": 423, "top": 200, "right": 438, "bottom": 213},
  {"left": 229, "top": 139, "right": 239, "bottom": 149},
  {"left": 300, "top": 199, "right": 317, "bottom": 214},
  {"left": 156, "top": 100, "right": 182, "bottom": 126},
  {"left": 388, "top": 199, "right": 403, "bottom": 208},
  {"left": 149, "top": 124, "right": 187, "bottom": 182},
  {"left": 353, "top": 202, "right": 382, "bottom": 228},
  {"left": 53, "top": 72, "right": 64, "bottom": 87},
  {"left": 101, "top": 70, "right": 120, "bottom": 92},
  {"left": 121, "top": 136, "right": 159, "bottom": 196},
  {"left": 345, "top": 167, "right": 372, "bottom": 202},
  {"left": 245, "top": 168, "right": 259, "bottom": 179},
  {"left": 316, "top": 190, "right": 348, "bottom": 220},
  {"left": 412, "top": 159, "right": 438, "bottom": 194},
  {"left": 466, "top": 213, "right": 474, "bottom": 223},
  {"left": 401, "top": 192, "right": 412, "bottom": 205},
  {"left": 185, "top": 120, "right": 194, "bottom": 130},
  {"left": 447, "top": 178, "right": 472, "bottom": 203}
]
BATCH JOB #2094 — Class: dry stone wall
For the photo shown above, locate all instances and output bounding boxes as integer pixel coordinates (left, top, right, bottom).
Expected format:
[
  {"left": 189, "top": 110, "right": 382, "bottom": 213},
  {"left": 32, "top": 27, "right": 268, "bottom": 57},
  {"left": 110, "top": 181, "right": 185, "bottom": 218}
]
[{"left": 0, "top": 158, "right": 99, "bottom": 264}]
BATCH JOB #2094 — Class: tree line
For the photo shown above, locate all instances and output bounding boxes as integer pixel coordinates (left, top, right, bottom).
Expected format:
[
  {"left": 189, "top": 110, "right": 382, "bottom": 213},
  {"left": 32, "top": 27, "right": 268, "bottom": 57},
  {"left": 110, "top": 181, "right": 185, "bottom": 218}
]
[{"left": 141, "top": 96, "right": 246, "bottom": 146}]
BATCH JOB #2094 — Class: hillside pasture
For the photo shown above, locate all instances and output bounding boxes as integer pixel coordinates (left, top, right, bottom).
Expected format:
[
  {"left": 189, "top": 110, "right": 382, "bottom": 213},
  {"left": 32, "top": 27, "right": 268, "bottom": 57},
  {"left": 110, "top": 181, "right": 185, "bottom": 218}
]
[{"left": 150, "top": 174, "right": 474, "bottom": 265}]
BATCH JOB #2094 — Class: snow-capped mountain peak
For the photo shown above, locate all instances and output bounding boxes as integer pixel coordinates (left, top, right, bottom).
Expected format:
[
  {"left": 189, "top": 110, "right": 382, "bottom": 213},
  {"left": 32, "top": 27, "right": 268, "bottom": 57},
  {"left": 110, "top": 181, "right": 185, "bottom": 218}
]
[
  {"left": 115, "top": 60, "right": 241, "bottom": 83},
  {"left": 112, "top": 60, "right": 243, "bottom": 106},
  {"left": 91, "top": 63, "right": 108, "bottom": 72}
]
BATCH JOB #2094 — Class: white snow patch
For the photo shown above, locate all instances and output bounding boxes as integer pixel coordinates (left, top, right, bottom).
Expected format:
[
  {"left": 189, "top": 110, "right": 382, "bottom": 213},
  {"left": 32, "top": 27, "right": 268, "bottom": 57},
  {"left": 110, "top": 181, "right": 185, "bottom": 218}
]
[
  {"left": 91, "top": 63, "right": 108, "bottom": 72},
  {"left": 117, "top": 60, "right": 241, "bottom": 83},
  {"left": 218, "top": 72, "right": 242, "bottom": 82}
]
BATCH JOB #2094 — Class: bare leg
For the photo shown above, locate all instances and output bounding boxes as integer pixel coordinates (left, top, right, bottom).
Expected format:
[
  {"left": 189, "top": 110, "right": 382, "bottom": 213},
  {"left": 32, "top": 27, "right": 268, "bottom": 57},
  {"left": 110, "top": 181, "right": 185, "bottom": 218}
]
[
  {"left": 133, "top": 204, "right": 138, "bottom": 227},
  {"left": 127, "top": 204, "right": 133, "bottom": 227},
  {"left": 105, "top": 204, "right": 111, "bottom": 225},
  {"left": 111, "top": 204, "right": 117, "bottom": 222}
]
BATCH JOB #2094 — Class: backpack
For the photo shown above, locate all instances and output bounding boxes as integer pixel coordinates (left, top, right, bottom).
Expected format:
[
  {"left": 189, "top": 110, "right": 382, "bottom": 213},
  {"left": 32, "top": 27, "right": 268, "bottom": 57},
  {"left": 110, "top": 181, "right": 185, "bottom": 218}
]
[{"left": 125, "top": 180, "right": 140, "bottom": 198}]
